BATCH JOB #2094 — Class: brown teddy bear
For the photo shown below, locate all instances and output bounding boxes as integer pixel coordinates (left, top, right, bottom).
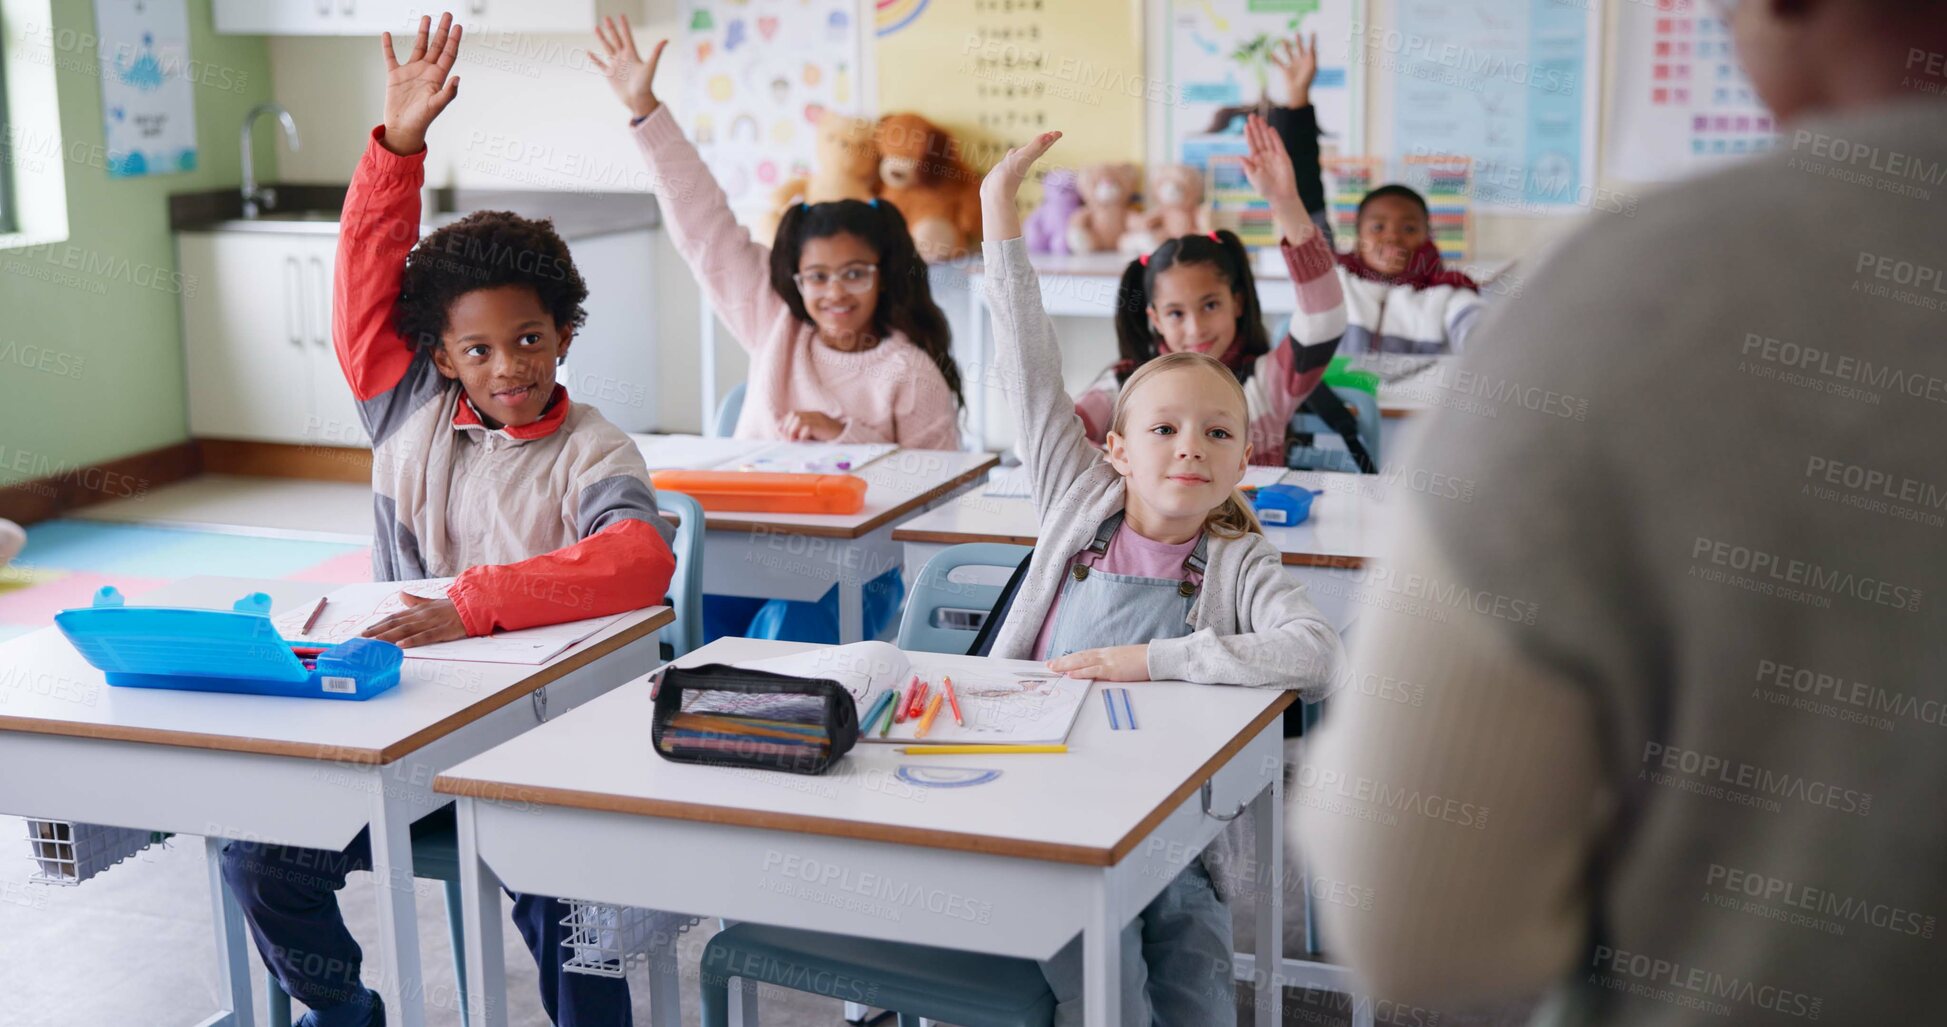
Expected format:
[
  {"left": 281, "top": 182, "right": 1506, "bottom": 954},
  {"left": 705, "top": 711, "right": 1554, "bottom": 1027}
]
[
  {"left": 1120, "top": 164, "right": 1212, "bottom": 254},
  {"left": 761, "top": 112, "right": 881, "bottom": 244},
  {"left": 873, "top": 112, "right": 982, "bottom": 263},
  {"left": 1066, "top": 163, "right": 1142, "bottom": 254}
]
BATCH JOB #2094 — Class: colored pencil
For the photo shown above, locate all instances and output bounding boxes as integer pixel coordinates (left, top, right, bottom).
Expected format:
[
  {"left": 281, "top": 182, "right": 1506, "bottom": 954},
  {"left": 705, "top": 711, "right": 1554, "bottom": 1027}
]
[
  {"left": 1119, "top": 688, "right": 1138, "bottom": 730},
  {"left": 860, "top": 689, "right": 894, "bottom": 733},
  {"left": 944, "top": 675, "right": 964, "bottom": 726},
  {"left": 897, "top": 745, "right": 1067, "bottom": 755},
  {"left": 1103, "top": 689, "right": 1120, "bottom": 730},
  {"left": 299, "top": 596, "right": 327, "bottom": 636},
  {"left": 878, "top": 689, "right": 899, "bottom": 737},
  {"left": 916, "top": 692, "right": 945, "bottom": 739},
  {"left": 894, "top": 676, "right": 918, "bottom": 723},
  {"left": 907, "top": 680, "right": 930, "bottom": 720}
]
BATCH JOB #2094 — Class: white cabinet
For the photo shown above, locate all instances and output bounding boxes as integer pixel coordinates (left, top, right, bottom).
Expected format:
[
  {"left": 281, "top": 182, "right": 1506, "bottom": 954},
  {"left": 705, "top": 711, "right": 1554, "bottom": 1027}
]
[
  {"left": 180, "top": 223, "right": 658, "bottom": 445},
  {"left": 179, "top": 232, "right": 368, "bottom": 447},
  {"left": 215, "top": 0, "right": 642, "bottom": 35}
]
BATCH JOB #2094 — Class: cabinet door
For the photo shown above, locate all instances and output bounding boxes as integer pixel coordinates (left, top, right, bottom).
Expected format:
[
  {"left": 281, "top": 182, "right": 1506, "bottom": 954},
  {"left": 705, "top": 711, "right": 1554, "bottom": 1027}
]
[
  {"left": 296, "top": 239, "right": 373, "bottom": 448},
  {"left": 214, "top": 0, "right": 415, "bottom": 35},
  {"left": 181, "top": 234, "right": 319, "bottom": 442},
  {"left": 452, "top": 0, "right": 601, "bottom": 33}
]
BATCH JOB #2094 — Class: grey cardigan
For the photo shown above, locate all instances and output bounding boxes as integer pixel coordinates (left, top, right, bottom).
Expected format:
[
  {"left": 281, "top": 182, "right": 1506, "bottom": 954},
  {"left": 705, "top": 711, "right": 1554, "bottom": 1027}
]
[{"left": 981, "top": 237, "right": 1344, "bottom": 697}]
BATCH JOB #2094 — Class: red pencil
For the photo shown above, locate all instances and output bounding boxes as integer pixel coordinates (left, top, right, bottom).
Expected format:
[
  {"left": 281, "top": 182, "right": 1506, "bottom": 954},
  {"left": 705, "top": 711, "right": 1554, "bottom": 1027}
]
[
  {"left": 907, "top": 680, "right": 930, "bottom": 720},
  {"left": 944, "top": 675, "right": 964, "bottom": 726},
  {"left": 894, "top": 675, "right": 919, "bottom": 724}
]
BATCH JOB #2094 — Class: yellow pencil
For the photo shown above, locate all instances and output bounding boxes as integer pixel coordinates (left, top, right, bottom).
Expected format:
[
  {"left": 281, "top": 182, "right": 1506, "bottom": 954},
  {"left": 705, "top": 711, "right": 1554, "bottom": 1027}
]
[
  {"left": 915, "top": 691, "right": 946, "bottom": 739},
  {"left": 897, "top": 744, "right": 1068, "bottom": 755}
]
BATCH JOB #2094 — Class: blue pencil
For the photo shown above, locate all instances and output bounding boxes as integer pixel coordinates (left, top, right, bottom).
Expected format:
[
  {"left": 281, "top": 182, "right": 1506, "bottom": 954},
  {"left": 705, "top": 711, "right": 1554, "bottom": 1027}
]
[
  {"left": 861, "top": 689, "right": 895, "bottom": 732},
  {"left": 1102, "top": 688, "right": 1120, "bottom": 730},
  {"left": 1118, "top": 688, "right": 1137, "bottom": 730}
]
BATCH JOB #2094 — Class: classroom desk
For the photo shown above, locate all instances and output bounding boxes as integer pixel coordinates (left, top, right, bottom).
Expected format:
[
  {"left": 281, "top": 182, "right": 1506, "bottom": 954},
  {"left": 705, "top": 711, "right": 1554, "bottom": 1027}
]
[
  {"left": 0, "top": 576, "right": 671, "bottom": 1027},
  {"left": 634, "top": 438, "right": 999, "bottom": 642},
  {"left": 892, "top": 470, "right": 1383, "bottom": 630},
  {"left": 436, "top": 636, "right": 1292, "bottom": 1027}
]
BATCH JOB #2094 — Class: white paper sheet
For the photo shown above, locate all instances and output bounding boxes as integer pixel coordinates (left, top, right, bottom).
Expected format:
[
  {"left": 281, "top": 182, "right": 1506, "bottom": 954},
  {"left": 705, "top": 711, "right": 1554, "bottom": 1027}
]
[
  {"left": 631, "top": 434, "right": 767, "bottom": 471},
  {"left": 274, "top": 579, "right": 622, "bottom": 665},
  {"left": 983, "top": 465, "right": 1032, "bottom": 498},
  {"left": 729, "top": 441, "right": 897, "bottom": 475}
]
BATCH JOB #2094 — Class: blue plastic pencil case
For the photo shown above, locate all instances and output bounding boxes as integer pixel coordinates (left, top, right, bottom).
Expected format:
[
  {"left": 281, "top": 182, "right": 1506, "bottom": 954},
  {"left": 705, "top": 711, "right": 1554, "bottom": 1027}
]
[{"left": 53, "top": 587, "right": 403, "bottom": 701}]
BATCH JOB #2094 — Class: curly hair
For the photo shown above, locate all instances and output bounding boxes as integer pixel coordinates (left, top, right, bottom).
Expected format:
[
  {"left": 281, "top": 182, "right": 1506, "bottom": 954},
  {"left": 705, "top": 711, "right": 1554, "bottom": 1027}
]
[{"left": 394, "top": 210, "right": 589, "bottom": 351}]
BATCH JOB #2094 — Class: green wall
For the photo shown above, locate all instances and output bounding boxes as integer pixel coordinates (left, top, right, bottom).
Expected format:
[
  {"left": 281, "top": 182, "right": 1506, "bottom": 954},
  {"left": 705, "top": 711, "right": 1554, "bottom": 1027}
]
[{"left": 0, "top": 0, "right": 274, "bottom": 488}]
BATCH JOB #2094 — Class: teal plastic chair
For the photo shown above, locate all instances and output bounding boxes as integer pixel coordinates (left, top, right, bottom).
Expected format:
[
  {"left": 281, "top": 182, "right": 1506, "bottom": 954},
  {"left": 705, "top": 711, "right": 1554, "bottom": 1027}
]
[
  {"left": 1288, "top": 384, "right": 1382, "bottom": 473},
  {"left": 896, "top": 543, "right": 1031, "bottom": 655},
  {"left": 711, "top": 382, "right": 746, "bottom": 439},
  {"left": 656, "top": 491, "right": 706, "bottom": 658},
  {"left": 700, "top": 922, "right": 1054, "bottom": 1027},
  {"left": 263, "top": 816, "right": 470, "bottom": 1027}
]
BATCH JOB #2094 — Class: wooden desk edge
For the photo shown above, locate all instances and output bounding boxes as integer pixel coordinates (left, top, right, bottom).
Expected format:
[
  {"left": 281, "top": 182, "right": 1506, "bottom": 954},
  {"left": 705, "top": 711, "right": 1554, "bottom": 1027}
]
[
  {"left": 0, "top": 608, "right": 672, "bottom": 766},
  {"left": 435, "top": 689, "right": 1297, "bottom": 868}
]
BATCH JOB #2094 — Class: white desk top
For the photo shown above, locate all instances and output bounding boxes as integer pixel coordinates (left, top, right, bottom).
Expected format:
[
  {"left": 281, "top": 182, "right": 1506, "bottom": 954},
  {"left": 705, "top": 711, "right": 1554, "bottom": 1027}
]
[
  {"left": 435, "top": 637, "right": 1291, "bottom": 866},
  {"left": 892, "top": 469, "right": 1382, "bottom": 568},
  {"left": 632, "top": 436, "right": 999, "bottom": 539},
  {"left": 1346, "top": 354, "right": 1452, "bottom": 418},
  {"left": 0, "top": 576, "right": 671, "bottom": 764}
]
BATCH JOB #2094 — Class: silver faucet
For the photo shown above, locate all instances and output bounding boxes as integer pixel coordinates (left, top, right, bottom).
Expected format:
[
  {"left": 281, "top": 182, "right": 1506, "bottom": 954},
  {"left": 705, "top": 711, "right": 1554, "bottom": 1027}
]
[{"left": 241, "top": 103, "right": 300, "bottom": 218}]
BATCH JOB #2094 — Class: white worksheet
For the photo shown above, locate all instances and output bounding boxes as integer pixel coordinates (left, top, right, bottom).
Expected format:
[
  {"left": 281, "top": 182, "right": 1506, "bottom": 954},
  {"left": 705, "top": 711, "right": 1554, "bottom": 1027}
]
[{"left": 273, "top": 579, "right": 622, "bottom": 665}]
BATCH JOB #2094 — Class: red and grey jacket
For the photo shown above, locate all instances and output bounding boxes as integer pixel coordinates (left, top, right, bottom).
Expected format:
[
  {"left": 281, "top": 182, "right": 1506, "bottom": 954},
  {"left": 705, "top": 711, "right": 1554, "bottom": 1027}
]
[{"left": 335, "top": 127, "right": 675, "bottom": 636}]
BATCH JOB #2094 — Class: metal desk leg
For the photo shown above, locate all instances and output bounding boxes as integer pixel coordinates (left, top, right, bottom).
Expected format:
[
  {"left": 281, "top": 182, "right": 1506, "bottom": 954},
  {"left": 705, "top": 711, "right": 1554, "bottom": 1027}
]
[
  {"left": 368, "top": 790, "right": 426, "bottom": 1027},
  {"left": 1081, "top": 877, "right": 1121, "bottom": 1027},
  {"left": 1251, "top": 775, "right": 1285, "bottom": 1027},
  {"left": 204, "top": 836, "right": 258, "bottom": 1027},
  {"left": 458, "top": 800, "right": 509, "bottom": 1027}
]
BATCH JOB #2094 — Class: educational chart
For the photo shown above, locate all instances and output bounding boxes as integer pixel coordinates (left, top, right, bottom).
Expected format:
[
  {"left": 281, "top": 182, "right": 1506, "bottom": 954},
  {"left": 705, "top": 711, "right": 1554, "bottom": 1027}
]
[
  {"left": 877, "top": 0, "right": 1146, "bottom": 192},
  {"left": 1606, "top": 0, "right": 1778, "bottom": 182},
  {"left": 1383, "top": 0, "right": 1597, "bottom": 211},
  {"left": 93, "top": 0, "right": 198, "bottom": 177},
  {"left": 1165, "top": 0, "right": 1363, "bottom": 161},
  {"left": 679, "top": 0, "right": 864, "bottom": 222}
]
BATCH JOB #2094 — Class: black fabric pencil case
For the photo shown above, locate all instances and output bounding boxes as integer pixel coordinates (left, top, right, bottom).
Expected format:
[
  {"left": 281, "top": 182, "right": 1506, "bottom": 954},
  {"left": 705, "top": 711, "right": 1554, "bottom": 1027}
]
[{"left": 649, "top": 663, "right": 860, "bottom": 776}]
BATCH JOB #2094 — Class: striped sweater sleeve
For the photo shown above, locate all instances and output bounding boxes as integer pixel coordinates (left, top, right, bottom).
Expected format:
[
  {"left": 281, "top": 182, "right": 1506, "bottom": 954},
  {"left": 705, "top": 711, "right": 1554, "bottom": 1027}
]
[{"left": 1244, "top": 231, "right": 1345, "bottom": 463}]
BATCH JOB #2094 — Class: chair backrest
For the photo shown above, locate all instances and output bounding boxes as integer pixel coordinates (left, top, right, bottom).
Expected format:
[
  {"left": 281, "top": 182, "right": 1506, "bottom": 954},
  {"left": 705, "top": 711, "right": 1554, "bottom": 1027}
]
[
  {"left": 1288, "top": 385, "right": 1382, "bottom": 473},
  {"left": 711, "top": 382, "right": 747, "bottom": 439},
  {"left": 897, "top": 543, "right": 1033, "bottom": 655},
  {"left": 655, "top": 490, "right": 706, "bottom": 657}
]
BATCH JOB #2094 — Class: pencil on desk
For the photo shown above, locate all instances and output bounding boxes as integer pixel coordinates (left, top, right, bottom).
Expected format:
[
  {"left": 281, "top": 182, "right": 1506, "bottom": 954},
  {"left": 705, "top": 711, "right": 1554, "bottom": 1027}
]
[
  {"left": 908, "top": 680, "right": 930, "bottom": 720},
  {"left": 944, "top": 675, "right": 963, "bottom": 726},
  {"left": 1102, "top": 688, "right": 1120, "bottom": 730},
  {"left": 1119, "top": 688, "right": 1137, "bottom": 730},
  {"left": 299, "top": 596, "right": 327, "bottom": 636},
  {"left": 878, "top": 691, "right": 899, "bottom": 737},
  {"left": 916, "top": 692, "right": 945, "bottom": 739},
  {"left": 894, "top": 676, "right": 918, "bottom": 724},
  {"left": 860, "top": 690, "right": 894, "bottom": 734},
  {"left": 898, "top": 745, "right": 1067, "bottom": 755}
]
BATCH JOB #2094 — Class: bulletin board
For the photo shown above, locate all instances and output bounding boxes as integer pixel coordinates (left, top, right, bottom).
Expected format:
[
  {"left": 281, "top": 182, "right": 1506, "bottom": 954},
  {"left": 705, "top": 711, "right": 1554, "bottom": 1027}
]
[
  {"left": 1605, "top": 0, "right": 1777, "bottom": 182},
  {"left": 875, "top": 0, "right": 1147, "bottom": 179},
  {"left": 679, "top": 0, "right": 866, "bottom": 221}
]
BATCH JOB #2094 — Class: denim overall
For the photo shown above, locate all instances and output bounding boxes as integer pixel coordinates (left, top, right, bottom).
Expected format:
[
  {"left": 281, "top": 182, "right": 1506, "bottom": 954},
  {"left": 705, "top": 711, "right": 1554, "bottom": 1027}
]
[{"left": 1037, "top": 512, "right": 1235, "bottom": 1026}]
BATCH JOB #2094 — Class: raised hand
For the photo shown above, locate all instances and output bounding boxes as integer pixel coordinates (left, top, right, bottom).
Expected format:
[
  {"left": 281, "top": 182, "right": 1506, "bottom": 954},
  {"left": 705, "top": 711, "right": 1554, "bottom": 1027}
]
[
  {"left": 379, "top": 13, "right": 462, "bottom": 155},
  {"left": 1271, "top": 31, "right": 1319, "bottom": 109},
  {"left": 589, "top": 14, "right": 669, "bottom": 119},
  {"left": 1239, "top": 113, "right": 1313, "bottom": 245},
  {"left": 979, "top": 130, "right": 1062, "bottom": 241}
]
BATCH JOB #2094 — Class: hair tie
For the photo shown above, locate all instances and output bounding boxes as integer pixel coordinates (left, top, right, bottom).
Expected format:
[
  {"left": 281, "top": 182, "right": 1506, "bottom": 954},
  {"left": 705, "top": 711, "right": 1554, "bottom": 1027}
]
[
  {"left": 799, "top": 202, "right": 811, "bottom": 211},
  {"left": 1208, "top": 231, "right": 1220, "bottom": 242},
  {"left": 1138, "top": 252, "right": 1150, "bottom": 267},
  {"left": 868, "top": 197, "right": 880, "bottom": 208}
]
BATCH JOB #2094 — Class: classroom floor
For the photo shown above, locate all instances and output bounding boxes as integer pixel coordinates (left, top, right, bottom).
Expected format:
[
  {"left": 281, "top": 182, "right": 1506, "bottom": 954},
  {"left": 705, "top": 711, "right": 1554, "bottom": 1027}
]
[{"left": 3, "top": 473, "right": 1528, "bottom": 1026}]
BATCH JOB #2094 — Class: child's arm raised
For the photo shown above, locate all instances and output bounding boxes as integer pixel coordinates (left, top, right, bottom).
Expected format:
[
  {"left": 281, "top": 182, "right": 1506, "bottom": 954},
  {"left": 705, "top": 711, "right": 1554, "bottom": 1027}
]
[
  {"left": 1266, "top": 32, "right": 1334, "bottom": 243},
  {"left": 334, "top": 14, "right": 462, "bottom": 443},
  {"left": 595, "top": 15, "right": 788, "bottom": 354},
  {"left": 979, "top": 132, "right": 1104, "bottom": 518},
  {"left": 1239, "top": 114, "right": 1343, "bottom": 442}
]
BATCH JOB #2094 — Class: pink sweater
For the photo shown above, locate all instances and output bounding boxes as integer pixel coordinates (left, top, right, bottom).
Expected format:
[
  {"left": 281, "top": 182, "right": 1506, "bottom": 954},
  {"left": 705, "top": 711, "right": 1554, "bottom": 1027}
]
[{"left": 631, "top": 108, "right": 962, "bottom": 449}]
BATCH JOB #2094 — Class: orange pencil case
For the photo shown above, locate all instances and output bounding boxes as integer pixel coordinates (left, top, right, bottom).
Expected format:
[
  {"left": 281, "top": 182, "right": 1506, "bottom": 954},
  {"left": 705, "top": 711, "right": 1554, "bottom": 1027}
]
[{"left": 650, "top": 470, "right": 868, "bottom": 515}]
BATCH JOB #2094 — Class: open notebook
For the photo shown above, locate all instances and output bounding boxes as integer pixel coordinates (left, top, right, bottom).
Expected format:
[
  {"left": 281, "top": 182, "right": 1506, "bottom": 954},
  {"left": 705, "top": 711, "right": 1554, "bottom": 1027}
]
[
  {"left": 731, "top": 641, "right": 1091, "bottom": 746},
  {"left": 273, "top": 579, "right": 623, "bottom": 666}
]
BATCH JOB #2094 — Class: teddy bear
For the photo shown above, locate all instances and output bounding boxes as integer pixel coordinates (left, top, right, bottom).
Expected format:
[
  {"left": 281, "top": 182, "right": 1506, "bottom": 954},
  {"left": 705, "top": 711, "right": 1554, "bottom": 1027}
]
[
  {"left": 761, "top": 111, "right": 881, "bottom": 244},
  {"left": 1024, "top": 169, "right": 1083, "bottom": 255},
  {"left": 874, "top": 112, "right": 982, "bottom": 263},
  {"left": 1119, "top": 164, "right": 1213, "bottom": 254},
  {"left": 1065, "top": 163, "right": 1142, "bottom": 254}
]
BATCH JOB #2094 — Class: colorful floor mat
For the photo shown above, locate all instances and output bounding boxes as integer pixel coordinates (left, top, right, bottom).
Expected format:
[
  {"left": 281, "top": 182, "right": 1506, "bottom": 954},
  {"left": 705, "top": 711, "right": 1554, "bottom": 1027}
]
[{"left": 0, "top": 520, "right": 371, "bottom": 637}]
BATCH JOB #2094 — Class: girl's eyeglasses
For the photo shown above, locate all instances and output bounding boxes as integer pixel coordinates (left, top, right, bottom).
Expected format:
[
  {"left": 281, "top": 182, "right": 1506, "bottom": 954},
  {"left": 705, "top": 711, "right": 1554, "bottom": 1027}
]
[{"left": 793, "top": 264, "right": 878, "bottom": 294}]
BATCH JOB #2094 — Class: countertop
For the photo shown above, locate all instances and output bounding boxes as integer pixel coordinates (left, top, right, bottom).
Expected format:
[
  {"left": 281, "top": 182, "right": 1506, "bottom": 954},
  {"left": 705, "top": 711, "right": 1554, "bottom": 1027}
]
[{"left": 169, "top": 183, "right": 659, "bottom": 240}]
